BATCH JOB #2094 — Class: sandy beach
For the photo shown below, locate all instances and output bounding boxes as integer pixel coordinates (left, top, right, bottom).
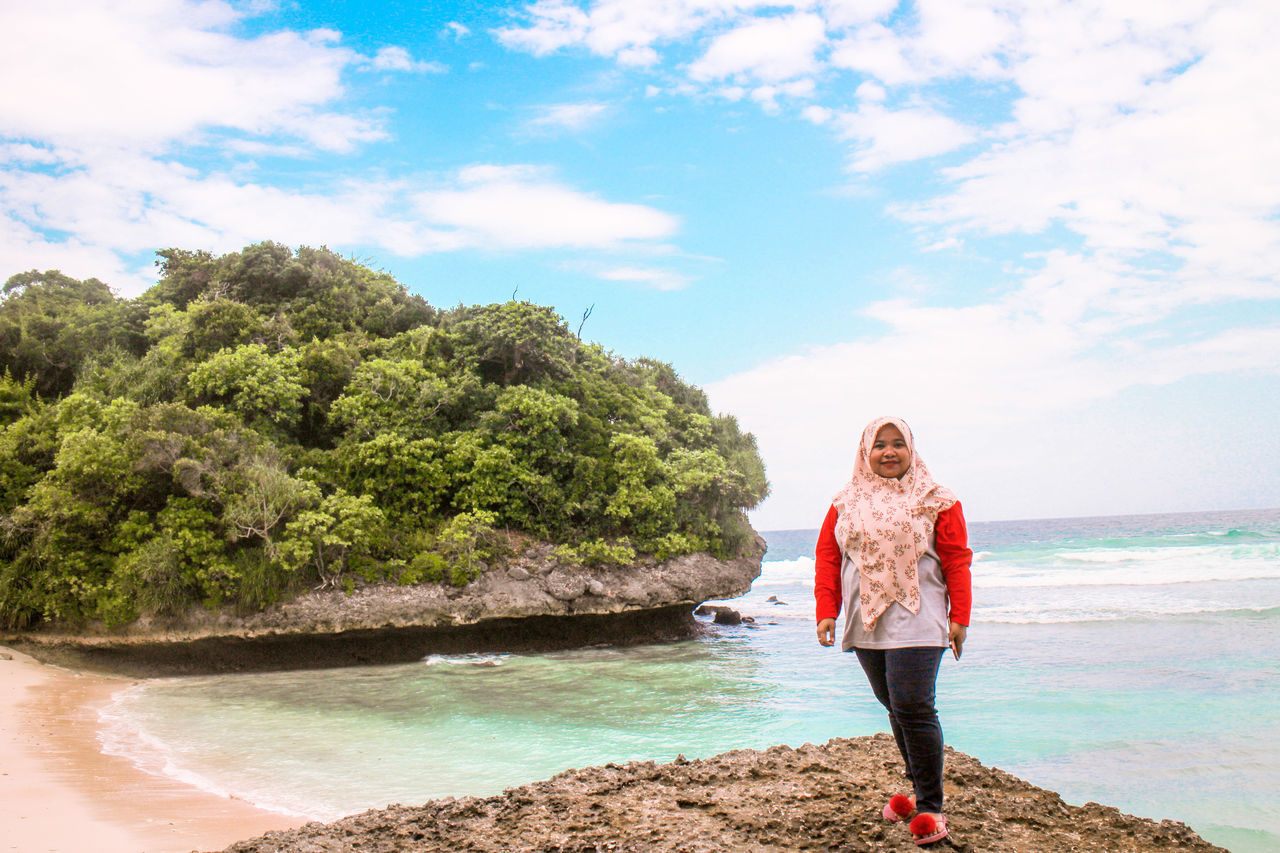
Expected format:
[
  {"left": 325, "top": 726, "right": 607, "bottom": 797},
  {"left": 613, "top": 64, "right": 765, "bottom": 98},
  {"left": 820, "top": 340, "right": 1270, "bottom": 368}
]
[{"left": 0, "top": 645, "right": 304, "bottom": 853}]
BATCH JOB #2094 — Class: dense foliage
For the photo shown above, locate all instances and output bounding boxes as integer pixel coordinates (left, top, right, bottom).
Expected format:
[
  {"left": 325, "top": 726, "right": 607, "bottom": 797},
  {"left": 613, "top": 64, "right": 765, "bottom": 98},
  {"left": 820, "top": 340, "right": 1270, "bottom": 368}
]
[{"left": 0, "top": 244, "right": 768, "bottom": 628}]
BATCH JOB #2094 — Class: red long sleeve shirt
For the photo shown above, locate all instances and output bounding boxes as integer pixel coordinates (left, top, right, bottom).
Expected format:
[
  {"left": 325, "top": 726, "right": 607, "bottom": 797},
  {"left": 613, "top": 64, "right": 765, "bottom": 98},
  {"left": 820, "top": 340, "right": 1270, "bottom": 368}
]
[{"left": 814, "top": 501, "right": 973, "bottom": 627}]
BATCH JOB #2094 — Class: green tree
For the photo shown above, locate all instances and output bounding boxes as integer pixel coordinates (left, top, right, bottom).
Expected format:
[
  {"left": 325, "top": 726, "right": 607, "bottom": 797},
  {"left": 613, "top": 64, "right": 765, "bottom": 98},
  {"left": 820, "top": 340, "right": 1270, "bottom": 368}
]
[
  {"left": 0, "top": 270, "right": 144, "bottom": 396},
  {"left": 278, "top": 490, "right": 387, "bottom": 588},
  {"left": 329, "top": 358, "right": 449, "bottom": 440},
  {"left": 218, "top": 456, "right": 320, "bottom": 558},
  {"left": 445, "top": 301, "right": 576, "bottom": 385},
  {"left": 187, "top": 343, "right": 307, "bottom": 430},
  {"left": 183, "top": 298, "right": 262, "bottom": 359}
]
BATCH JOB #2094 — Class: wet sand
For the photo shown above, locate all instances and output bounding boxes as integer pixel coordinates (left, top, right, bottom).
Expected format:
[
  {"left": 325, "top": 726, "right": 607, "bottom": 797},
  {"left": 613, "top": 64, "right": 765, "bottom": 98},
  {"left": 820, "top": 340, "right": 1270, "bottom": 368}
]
[{"left": 0, "top": 645, "right": 304, "bottom": 853}]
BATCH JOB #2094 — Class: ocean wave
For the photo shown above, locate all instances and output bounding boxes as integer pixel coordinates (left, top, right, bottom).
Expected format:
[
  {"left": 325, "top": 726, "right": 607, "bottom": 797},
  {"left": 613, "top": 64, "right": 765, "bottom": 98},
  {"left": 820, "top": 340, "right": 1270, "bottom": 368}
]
[
  {"left": 967, "top": 563, "right": 1280, "bottom": 584},
  {"left": 1056, "top": 548, "right": 1191, "bottom": 564},
  {"left": 770, "top": 546, "right": 1280, "bottom": 591},
  {"left": 976, "top": 571, "right": 1280, "bottom": 590},
  {"left": 98, "top": 686, "right": 333, "bottom": 821},
  {"left": 758, "top": 557, "right": 815, "bottom": 584},
  {"left": 1203, "top": 528, "right": 1271, "bottom": 539},
  {"left": 1145, "top": 528, "right": 1270, "bottom": 542},
  {"left": 421, "top": 653, "right": 510, "bottom": 667},
  {"left": 1050, "top": 542, "right": 1277, "bottom": 563},
  {"left": 974, "top": 546, "right": 1280, "bottom": 589},
  {"left": 976, "top": 603, "right": 1280, "bottom": 625}
]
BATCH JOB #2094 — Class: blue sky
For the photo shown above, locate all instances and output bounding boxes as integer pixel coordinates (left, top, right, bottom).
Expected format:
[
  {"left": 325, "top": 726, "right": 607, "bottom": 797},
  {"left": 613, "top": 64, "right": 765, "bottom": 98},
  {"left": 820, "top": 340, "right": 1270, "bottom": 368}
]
[{"left": 2, "top": 0, "right": 1278, "bottom": 528}]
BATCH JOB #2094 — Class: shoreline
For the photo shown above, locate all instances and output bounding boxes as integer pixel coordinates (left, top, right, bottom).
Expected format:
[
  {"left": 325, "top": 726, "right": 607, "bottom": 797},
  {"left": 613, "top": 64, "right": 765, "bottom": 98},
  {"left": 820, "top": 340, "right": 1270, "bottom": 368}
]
[{"left": 0, "top": 644, "right": 304, "bottom": 853}]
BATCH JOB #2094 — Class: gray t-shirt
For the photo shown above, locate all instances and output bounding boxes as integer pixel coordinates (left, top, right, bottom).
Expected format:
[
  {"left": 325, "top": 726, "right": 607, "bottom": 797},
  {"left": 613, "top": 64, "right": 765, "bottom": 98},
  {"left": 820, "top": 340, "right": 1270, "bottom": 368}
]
[{"left": 840, "top": 534, "right": 949, "bottom": 651}]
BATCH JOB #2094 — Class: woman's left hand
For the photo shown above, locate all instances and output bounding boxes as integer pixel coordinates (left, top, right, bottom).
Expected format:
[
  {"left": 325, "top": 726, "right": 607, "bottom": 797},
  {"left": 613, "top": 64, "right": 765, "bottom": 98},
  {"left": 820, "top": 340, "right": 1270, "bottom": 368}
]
[{"left": 948, "top": 621, "right": 967, "bottom": 660}]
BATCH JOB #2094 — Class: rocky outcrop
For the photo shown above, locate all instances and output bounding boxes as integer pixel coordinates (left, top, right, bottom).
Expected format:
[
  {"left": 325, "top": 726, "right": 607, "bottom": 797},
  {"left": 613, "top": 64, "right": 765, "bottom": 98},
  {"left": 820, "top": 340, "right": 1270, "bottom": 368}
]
[
  {"left": 693, "top": 604, "right": 752, "bottom": 625},
  {"left": 219, "top": 734, "right": 1225, "bottom": 853},
  {"left": 5, "top": 534, "right": 765, "bottom": 676}
]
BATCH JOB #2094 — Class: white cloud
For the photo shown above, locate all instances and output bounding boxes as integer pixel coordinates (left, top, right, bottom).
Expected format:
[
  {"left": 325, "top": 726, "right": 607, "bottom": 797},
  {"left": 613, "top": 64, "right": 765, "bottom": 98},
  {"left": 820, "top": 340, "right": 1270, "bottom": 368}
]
[
  {"left": 751, "top": 79, "right": 816, "bottom": 112},
  {"left": 496, "top": 0, "right": 741, "bottom": 61},
  {"left": 802, "top": 105, "right": 834, "bottom": 124},
  {"left": 0, "top": 144, "right": 61, "bottom": 165},
  {"left": 921, "top": 235, "right": 961, "bottom": 252},
  {"left": 617, "top": 45, "right": 661, "bottom": 66},
  {"left": 0, "top": 153, "right": 681, "bottom": 295},
  {"left": 444, "top": 22, "right": 471, "bottom": 40},
  {"left": 829, "top": 22, "right": 920, "bottom": 85},
  {"left": 0, "top": 0, "right": 383, "bottom": 154},
  {"left": 368, "top": 46, "right": 447, "bottom": 74},
  {"left": 495, "top": 0, "right": 594, "bottom": 55},
  {"left": 893, "top": 2, "right": 1280, "bottom": 305},
  {"left": 493, "top": 3, "right": 1280, "bottom": 325},
  {"left": 597, "top": 266, "right": 691, "bottom": 290},
  {"left": 0, "top": 3, "right": 686, "bottom": 297},
  {"left": 524, "top": 102, "right": 611, "bottom": 133},
  {"left": 0, "top": 150, "right": 439, "bottom": 294},
  {"left": 413, "top": 166, "right": 680, "bottom": 250},
  {"left": 689, "top": 13, "right": 827, "bottom": 82},
  {"left": 833, "top": 101, "right": 977, "bottom": 171},
  {"left": 820, "top": 0, "right": 900, "bottom": 30},
  {"left": 855, "top": 80, "right": 886, "bottom": 102},
  {"left": 0, "top": 210, "right": 158, "bottom": 296}
]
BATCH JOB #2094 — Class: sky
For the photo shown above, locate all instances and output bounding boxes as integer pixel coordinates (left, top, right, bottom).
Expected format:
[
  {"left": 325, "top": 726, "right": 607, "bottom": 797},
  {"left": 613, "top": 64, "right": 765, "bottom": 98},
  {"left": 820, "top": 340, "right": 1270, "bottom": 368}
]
[{"left": 2, "top": 0, "right": 1278, "bottom": 529}]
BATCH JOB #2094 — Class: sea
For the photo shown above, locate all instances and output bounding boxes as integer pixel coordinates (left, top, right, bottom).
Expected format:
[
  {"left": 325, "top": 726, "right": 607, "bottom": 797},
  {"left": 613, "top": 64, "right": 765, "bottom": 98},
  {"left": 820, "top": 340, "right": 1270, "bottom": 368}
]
[{"left": 98, "top": 508, "right": 1280, "bottom": 853}]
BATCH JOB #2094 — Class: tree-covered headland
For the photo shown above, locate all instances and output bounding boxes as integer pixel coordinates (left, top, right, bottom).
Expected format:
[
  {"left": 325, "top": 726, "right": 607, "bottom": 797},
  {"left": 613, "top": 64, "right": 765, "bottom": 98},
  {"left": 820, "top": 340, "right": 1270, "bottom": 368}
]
[{"left": 0, "top": 244, "right": 768, "bottom": 629}]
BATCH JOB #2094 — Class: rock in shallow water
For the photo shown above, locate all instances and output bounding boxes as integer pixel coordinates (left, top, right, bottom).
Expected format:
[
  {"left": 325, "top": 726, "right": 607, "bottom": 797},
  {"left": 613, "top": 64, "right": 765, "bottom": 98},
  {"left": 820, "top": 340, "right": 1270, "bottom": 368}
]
[
  {"left": 693, "top": 604, "right": 744, "bottom": 625},
  {"left": 218, "top": 734, "right": 1226, "bottom": 853}
]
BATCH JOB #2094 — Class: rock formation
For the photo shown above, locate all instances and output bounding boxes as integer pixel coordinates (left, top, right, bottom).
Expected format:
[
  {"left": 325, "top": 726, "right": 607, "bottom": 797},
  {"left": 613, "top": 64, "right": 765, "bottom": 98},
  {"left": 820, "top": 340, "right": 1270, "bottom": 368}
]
[
  {"left": 4, "top": 535, "right": 765, "bottom": 676},
  {"left": 219, "top": 734, "right": 1225, "bottom": 852}
]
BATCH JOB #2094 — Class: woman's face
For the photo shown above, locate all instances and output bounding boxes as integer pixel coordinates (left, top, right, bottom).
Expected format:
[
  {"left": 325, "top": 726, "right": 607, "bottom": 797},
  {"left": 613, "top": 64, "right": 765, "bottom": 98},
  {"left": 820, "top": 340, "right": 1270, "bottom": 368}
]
[{"left": 868, "top": 423, "right": 911, "bottom": 479}]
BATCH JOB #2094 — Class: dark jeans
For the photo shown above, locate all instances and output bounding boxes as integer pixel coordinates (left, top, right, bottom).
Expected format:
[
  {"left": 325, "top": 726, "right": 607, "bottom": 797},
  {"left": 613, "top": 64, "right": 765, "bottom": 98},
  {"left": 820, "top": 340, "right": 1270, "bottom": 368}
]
[{"left": 855, "top": 646, "right": 946, "bottom": 814}]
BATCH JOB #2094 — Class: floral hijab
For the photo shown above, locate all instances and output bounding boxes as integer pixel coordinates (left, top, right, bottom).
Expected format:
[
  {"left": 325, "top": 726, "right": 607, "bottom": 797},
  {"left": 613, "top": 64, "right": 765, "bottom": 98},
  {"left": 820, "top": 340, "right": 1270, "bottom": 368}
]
[{"left": 832, "top": 416, "right": 957, "bottom": 631}]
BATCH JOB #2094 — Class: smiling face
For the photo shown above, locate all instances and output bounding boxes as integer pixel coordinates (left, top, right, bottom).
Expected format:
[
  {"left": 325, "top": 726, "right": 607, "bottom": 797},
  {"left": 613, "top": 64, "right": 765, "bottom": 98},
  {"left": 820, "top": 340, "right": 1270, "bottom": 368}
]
[{"left": 868, "top": 423, "right": 911, "bottom": 479}]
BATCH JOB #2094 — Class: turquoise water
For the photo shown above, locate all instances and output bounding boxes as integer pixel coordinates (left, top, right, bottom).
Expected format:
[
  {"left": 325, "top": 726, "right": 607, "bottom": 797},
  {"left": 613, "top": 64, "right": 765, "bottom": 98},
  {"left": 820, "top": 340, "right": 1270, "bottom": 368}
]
[{"left": 100, "top": 508, "right": 1280, "bottom": 852}]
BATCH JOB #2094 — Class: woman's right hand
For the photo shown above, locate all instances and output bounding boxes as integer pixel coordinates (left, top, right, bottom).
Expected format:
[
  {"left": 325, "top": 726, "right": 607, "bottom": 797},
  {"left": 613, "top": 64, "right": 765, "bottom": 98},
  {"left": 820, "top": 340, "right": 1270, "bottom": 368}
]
[{"left": 816, "top": 618, "right": 836, "bottom": 646}]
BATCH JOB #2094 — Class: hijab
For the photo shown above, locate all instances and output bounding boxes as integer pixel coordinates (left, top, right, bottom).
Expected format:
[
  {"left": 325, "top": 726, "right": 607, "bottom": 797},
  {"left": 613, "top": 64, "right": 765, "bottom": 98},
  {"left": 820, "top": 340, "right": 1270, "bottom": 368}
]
[{"left": 832, "top": 416, "right": 957, "bottom": 631}]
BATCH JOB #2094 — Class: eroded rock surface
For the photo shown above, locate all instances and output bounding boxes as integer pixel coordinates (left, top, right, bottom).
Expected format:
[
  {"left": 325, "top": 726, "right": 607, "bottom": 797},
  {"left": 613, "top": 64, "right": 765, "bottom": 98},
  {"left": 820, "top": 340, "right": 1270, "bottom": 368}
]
[
  {"left": 219, "top": 734, "right": 1224, "bottom": 853},
  {"left": 5, "top": 535, "right": 765, "bottom": 675}
]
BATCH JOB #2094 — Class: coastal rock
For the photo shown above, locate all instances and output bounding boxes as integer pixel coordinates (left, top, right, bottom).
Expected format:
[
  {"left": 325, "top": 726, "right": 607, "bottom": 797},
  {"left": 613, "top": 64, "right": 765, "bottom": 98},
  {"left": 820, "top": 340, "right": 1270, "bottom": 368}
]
[
  {"left": 544, "top": 569, "right": 589, "bottom": 601},
  {"left": 218, "top": 733, "right": 1227, "bottom": 853},
  {"left": 7, "top": 534, "right": 766, "bottom": 676},
  {"left": 694, "top": 604, "right": 744, "bottom": 625}
]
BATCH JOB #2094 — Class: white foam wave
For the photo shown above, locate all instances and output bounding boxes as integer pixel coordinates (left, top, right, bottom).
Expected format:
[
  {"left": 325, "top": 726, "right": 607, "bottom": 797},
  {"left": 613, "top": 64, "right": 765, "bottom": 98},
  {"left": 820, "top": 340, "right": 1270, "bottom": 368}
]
[
  {"left": 1057, "top": 548, "right": 1181, "bottom": 564},
  {"left": 758, "top": 556, "right": 814, "bottom": 583},
  {"left": 98, "top": 686, "right": 331, "bottom": 820},
  {"left": 768, "top": 544, "right": 1280, "bottom": 592},
  {"left": 975, "top": 545, "right": 1280, "bottom": 589},
  {"left": 976, "top": 601, "right": 1279, "bottom": 624},
  {"left": 421, "top": 653, "right": 509, "bottom": 667}
]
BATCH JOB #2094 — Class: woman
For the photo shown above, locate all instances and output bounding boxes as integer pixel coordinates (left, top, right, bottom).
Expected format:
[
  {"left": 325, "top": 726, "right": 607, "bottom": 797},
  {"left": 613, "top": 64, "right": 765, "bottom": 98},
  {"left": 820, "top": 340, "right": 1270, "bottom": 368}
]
[{"left": 814, "top": 416, "right": 972, "bottom": 846}]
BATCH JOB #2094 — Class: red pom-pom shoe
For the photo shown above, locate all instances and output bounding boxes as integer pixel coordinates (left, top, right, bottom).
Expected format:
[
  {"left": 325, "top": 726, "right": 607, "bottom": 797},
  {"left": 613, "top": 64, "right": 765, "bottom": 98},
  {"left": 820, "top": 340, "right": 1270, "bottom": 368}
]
[
  {"left": 882, "top": 794, "right": 916, "bottom": 822},
  {"left": 909, "top": 813, "right": 949, "bottom": 846}
]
